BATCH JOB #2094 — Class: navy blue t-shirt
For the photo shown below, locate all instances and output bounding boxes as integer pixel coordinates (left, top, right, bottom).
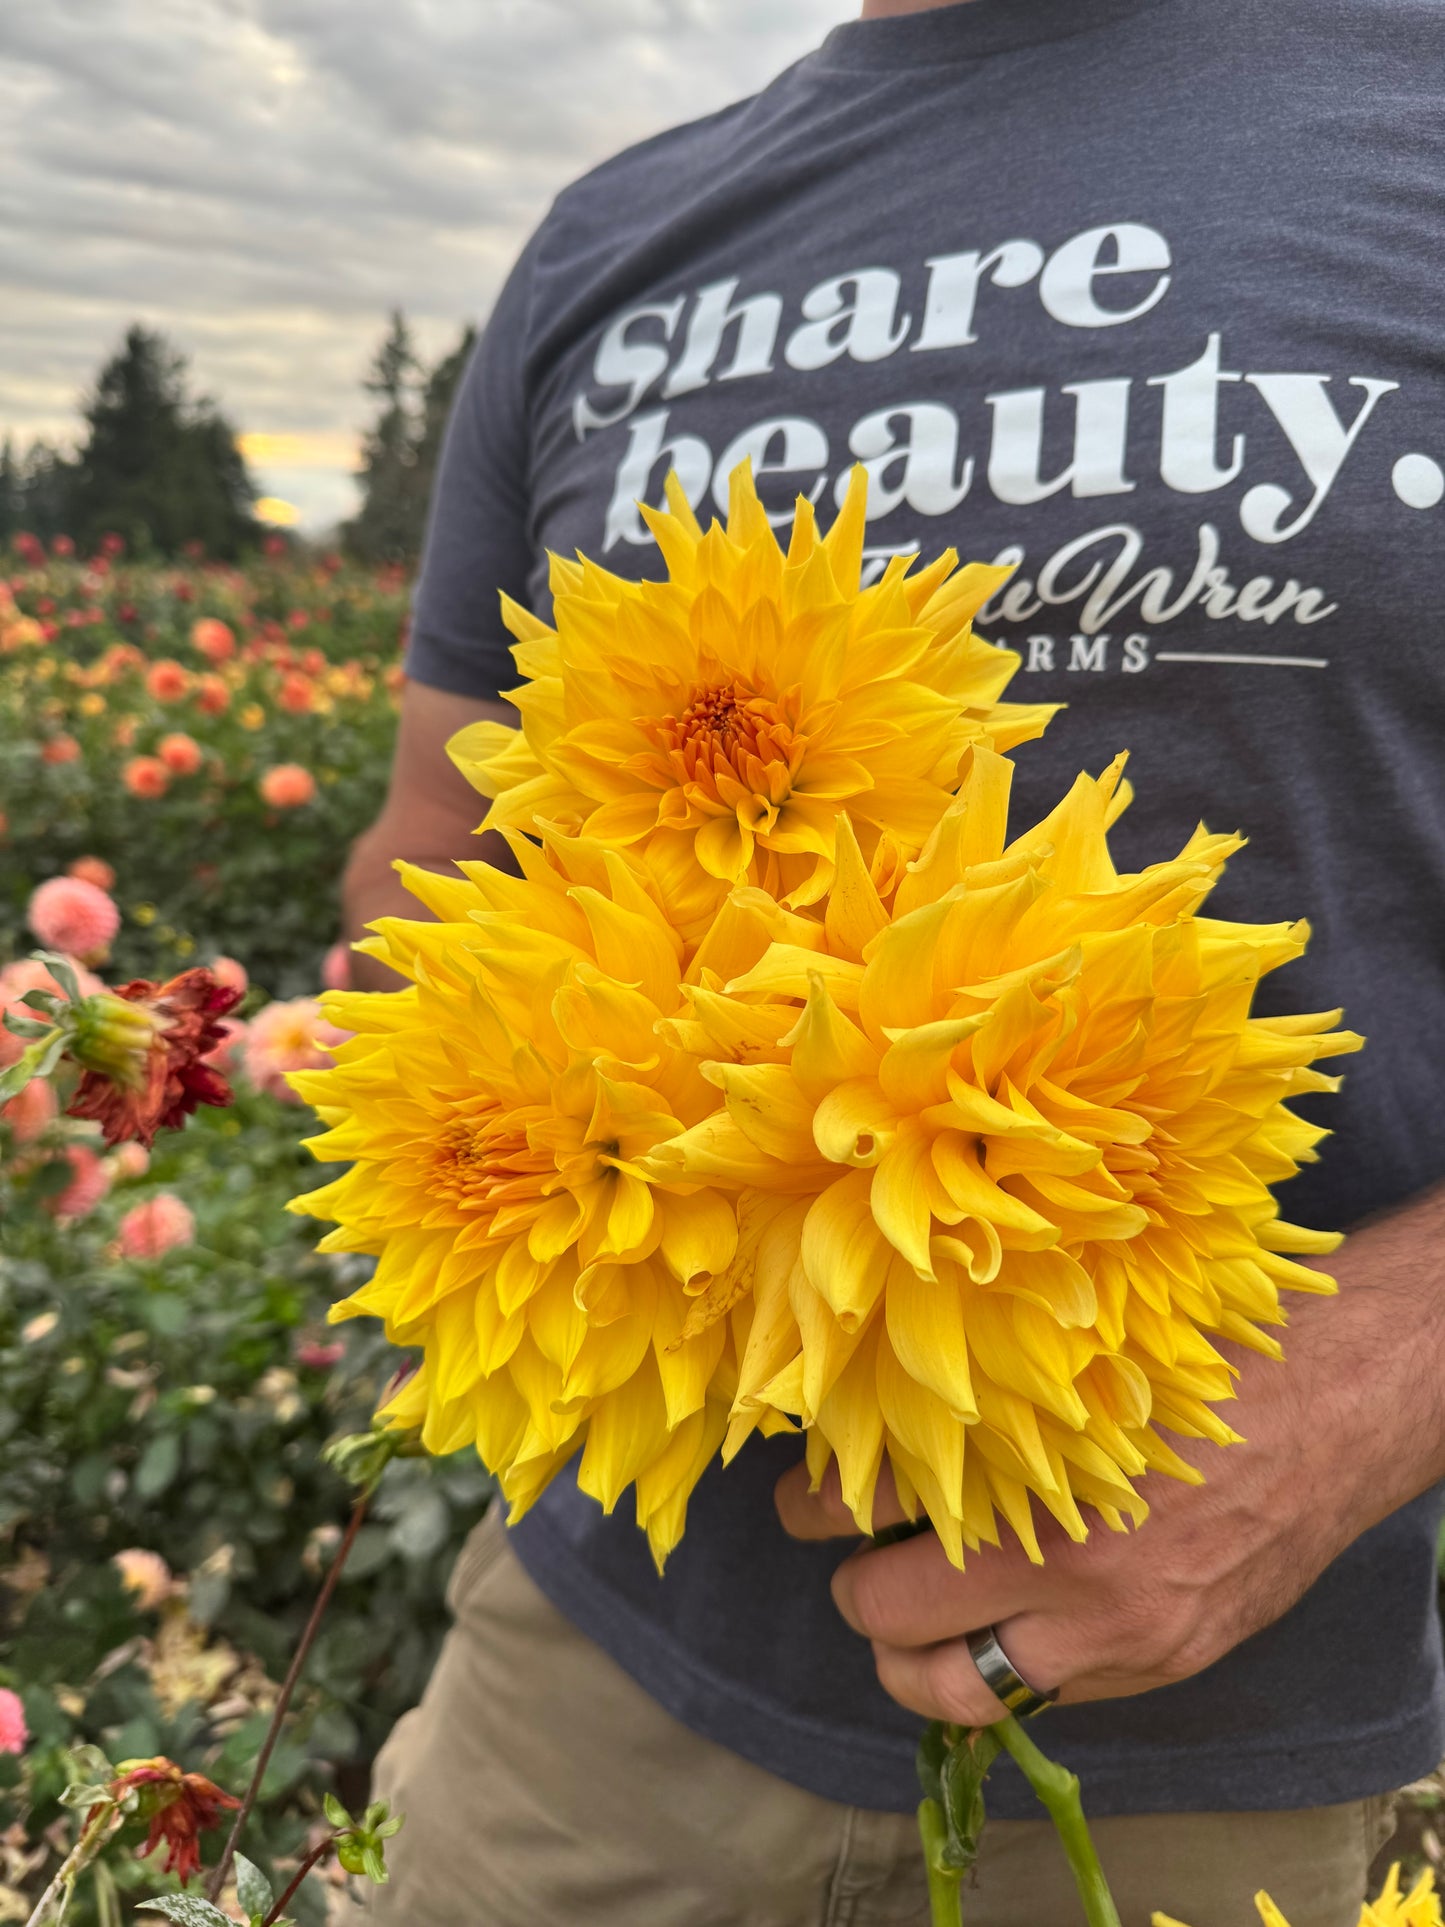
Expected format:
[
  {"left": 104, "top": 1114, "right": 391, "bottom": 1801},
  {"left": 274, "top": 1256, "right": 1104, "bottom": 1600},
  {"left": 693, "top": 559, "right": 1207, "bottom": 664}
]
[{"left": 405, "top": 0, "right": 1445, "bottom": 1817}]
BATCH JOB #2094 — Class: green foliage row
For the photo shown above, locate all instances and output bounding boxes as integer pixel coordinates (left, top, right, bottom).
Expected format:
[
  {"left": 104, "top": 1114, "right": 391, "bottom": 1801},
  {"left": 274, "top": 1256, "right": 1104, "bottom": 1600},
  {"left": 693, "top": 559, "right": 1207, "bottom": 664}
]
[
  {"left": 0, "top": 1093, "right": 489, "bottom": 1925},
  {"left": 1, "top": 549, "right": 409, "bottom": 992}
]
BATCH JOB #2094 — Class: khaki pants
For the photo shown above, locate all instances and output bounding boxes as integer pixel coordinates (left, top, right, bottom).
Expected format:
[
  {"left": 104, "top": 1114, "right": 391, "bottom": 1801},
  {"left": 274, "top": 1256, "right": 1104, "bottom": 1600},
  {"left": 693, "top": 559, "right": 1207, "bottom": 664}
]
[{"left": 341, "top": 1509, "right": 1397, "bottom": 1927}]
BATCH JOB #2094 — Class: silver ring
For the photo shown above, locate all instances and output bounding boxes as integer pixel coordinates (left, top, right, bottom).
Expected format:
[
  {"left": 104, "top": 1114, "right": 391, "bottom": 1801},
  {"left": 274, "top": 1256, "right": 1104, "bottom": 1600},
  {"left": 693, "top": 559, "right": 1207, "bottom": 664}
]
[{"left": 966, "top": 1625, "right": 1058, "bottom": 1720}]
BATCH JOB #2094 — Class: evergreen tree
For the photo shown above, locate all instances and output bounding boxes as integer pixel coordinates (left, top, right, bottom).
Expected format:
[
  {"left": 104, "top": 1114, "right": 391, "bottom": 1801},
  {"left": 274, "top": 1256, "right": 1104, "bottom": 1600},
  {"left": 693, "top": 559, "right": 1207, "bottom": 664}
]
[
  {"left": 1, "top": 441, "right": 78, "bottom": 544},
  {"left": 412, "top": 323, "right": 477, "bottom": 526},
  {"left": 0, "top": 439, "right": 19, "bottom": 544},
  {"left": 345, "top": 312, "right": 422, "bottom": 565},
  {"left": 67, "top": 325, "right": 257, "bottom": 558}
]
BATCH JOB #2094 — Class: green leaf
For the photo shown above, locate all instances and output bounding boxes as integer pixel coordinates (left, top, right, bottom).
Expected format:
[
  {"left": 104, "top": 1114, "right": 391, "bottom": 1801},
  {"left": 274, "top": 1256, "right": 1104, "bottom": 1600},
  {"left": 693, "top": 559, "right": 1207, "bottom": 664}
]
[
  {"left": 59, "top": 1781, "right": 114, "bottom": 1812},
  {"left": 134, "top": 1430, "right": 182, "bottom": 1499},
  {"left": 67, "top": 1743, "right": 115, "bottom": 1784},
  {"left": 234, "top": 1852, "right": 273, "bottom": 1918},
  {"left": 136, "top": 1898, "right": 236, "bottom": 1926},
  {"left": 322, "top": 1792, "right": 350, "bottom": 1829},
  {"left": 389, "top": 1486, "right": 448, "bottom": 1561},
  {"left": 33, "top": 949, "right": 81, "bottom": 1002},
  {"left": 939, "top": 1725, "right": 1002, "bottom": 1874}
]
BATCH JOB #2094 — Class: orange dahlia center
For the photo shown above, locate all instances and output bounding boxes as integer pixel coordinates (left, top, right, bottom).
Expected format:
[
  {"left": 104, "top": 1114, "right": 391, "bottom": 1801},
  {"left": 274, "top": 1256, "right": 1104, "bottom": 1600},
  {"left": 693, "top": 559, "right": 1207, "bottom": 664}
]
[
  {"left": 434, "top": 1110, "right": 550, "bottom": 1210},
  {"left": 647, "top": 680, "right": 805, "bottom": 813}
]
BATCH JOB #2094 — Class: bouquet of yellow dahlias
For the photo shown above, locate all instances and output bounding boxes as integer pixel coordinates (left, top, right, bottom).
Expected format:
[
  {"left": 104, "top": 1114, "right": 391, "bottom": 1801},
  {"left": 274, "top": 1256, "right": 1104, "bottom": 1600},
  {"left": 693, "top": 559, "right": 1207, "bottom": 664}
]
[{"left": 291, "top": 464, "right": 1361, "bottom": 1927}]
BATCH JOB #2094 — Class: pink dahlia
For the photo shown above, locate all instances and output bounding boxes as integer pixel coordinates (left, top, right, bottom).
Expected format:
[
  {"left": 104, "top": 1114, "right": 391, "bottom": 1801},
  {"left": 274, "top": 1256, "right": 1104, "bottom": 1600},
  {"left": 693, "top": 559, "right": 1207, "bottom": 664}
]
[
  {"left": 67, "top": 855, "right": 116, "bottom": 892},
  {"left": 321, "top": 941, "right": 352, "bottom": 992},
  {"left": 0, "top": 1688, "right": 27, "bottom": 1755},
  {"left": 108, "top": 1141, "right": 151, "bottom": 1181},
  {"left": 294, "top": 1336, "right": 344, "bottom": 1372},
  {"left": 209, "top": 956, "right": 248, "bottom": 998},
  {"left": 258, "top": 763, "right": 316, "bottom": 809},
  {"left": 48, "top": 1143, "right": 110, "bottom": 1220},
  {"left": 202, "top": 1015, "right": 247, "bottom": 1073},
  {"left": 118, "top": 1193, "right": 195, "bottom": 1259},
  {"left": 189, "top": 617, "right": 235, "bottom": 665},
  {"left": 2, "top": 1075, "right": 58, "bottom": 1144},
  {"left": 27, "top": 876, "right": 120, "bottom": 963},
  {"left": 114, "top": 1547, "right": 174, "bottom": 1609},
  {"left": 243, "top": 997, "right": 346, "bottom": 1100}
]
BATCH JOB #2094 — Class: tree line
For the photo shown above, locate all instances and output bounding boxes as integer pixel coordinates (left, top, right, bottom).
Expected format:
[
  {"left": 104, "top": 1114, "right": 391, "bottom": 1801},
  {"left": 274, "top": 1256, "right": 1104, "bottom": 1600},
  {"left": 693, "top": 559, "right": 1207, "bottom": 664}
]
[{"left": 0, "top": 313, "right": 475, "bottom": 563}]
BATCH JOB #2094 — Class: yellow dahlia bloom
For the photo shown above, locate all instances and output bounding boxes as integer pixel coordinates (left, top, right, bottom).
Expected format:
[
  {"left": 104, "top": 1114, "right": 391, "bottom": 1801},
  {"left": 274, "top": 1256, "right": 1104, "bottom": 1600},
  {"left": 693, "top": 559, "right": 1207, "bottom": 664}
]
[
  {"left": 649, "top": 746, "right": 1362, "bottom": 1565},
  {"left": 1153, "top": 1863, "right": 1441, "bottom": 1927},
  {"left": 448, "top": 462, "right": 1056, "bottom": 936},
  {"left": 288, "top": 837, "right": 801, "bottom": 1565}
]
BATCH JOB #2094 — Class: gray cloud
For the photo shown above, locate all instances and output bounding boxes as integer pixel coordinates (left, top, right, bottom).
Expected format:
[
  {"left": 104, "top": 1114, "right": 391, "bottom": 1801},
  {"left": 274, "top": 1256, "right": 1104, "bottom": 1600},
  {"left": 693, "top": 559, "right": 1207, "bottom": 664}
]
[{"left": 0, "top": 0, "right": 849, "bottom": 520}]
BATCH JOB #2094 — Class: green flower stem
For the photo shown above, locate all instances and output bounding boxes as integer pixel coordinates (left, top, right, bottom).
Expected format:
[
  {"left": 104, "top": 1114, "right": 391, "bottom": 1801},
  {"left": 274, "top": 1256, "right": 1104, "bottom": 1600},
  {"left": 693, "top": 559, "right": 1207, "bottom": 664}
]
[
  {"left": 262, "top": 1831, "right": 340, "bottom": 1926},
  {"left": 916, "top": 1797, "right": 964, "bottom": 1927},
  {"left": 992, "top": 1716, "right": 1121, "bottom": 1927},
  {"left": 204, "top": 1491, "right": 369, "bottom": 1904},
  {"left": 23, "top": 1803, "right": 122, "bottom": 1927}
]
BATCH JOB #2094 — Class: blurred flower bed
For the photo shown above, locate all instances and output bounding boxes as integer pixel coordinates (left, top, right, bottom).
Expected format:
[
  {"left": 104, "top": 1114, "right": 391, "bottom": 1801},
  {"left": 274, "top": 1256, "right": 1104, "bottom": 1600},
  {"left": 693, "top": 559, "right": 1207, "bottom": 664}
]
[
  {"left": 0, "top": 534, "right": 408, "bottom": 996},
  {"left": 0, "top": 536, "right": 487, "bottom": 1926}
]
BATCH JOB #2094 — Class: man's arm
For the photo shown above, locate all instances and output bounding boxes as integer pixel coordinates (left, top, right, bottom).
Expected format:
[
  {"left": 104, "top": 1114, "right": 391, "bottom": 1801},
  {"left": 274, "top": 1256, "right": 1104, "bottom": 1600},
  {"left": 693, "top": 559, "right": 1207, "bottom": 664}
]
[
  {"left": 342, "top": 680, "right": 516, "bottom": 992},
  {"left": 776, "top": 1184, "right": 1445, "bottom": 1724}
]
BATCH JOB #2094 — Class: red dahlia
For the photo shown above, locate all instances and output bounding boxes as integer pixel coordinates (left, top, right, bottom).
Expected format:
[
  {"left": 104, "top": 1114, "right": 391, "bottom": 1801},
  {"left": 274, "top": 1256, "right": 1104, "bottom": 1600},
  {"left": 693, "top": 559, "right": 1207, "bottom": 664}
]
[{"left": 67, "top": 968, "right": 242, "bottom": 1147}]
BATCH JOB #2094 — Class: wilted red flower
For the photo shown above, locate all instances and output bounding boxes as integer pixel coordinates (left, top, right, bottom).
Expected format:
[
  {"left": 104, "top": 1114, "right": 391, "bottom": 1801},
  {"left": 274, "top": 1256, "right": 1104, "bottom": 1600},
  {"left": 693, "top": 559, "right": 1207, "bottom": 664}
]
[
  {"left": 41, "top": 734, "right": 81, "bottom": 765},
  {"left": 68, "top": 855, "right": 116, "bottom": 892},
  {"left": 190, "top": 617, "right": 235, "bottom": 665},
  {"left": 109, "top": 1757, "right": 239, "bottom": 1886},
  {"left": 259, "top": 763, "right": 315, "bottom": 808},
  {"left": 193, "top": 672, "right": 229, "bottom": 716},
  {"left": 67, "top": 968, "right": 242, "bottom": 1148},
  {"left": 123, "top": 756, "right": 168, "bottom": 798},
  {"left": 145, "top": 660, "right": 191, "bottom": 703},
  {"left": 158, "top": 732, "right": 203, "bottom": 776}
]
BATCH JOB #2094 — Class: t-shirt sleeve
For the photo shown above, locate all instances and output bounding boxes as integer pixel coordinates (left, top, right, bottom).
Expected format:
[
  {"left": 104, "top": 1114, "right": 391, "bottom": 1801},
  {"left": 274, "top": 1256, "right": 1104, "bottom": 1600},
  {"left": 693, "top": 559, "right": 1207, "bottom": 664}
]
[{"left": 404, "top": 234, "right": 541, "bottom": 701}]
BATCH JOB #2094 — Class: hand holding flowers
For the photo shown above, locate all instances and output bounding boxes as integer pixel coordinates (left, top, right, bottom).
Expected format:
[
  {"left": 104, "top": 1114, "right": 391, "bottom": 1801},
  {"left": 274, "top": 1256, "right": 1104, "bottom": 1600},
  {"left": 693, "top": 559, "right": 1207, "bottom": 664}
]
[{"left": 778, "top": 1177, "right": 1445, "bottom": 1726}]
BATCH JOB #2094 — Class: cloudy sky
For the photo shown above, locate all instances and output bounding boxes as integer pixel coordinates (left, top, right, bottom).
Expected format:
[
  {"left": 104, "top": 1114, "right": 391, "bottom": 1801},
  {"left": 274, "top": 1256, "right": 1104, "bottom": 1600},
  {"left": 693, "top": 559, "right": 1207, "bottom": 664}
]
[{"left": 0, "top": 0, "right": 851, "bottom": 528}]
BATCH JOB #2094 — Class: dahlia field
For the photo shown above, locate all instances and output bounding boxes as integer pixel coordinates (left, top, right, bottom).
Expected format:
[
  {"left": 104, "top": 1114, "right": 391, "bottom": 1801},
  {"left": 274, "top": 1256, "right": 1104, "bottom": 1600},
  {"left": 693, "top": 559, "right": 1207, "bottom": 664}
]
[{"left": 0, "top": 537, "right": 489, "bottom": 1925}]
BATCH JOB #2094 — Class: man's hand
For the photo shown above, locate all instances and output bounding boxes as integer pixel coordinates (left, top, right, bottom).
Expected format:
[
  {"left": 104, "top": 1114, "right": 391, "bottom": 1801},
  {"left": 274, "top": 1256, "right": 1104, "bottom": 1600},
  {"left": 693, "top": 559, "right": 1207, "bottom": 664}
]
[
  {"left": 342, "top": 680, "right": 516, "bottom": 992},
  {"left": 776, "top": 1186, "right": 1445, "bottom": 1727}
]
